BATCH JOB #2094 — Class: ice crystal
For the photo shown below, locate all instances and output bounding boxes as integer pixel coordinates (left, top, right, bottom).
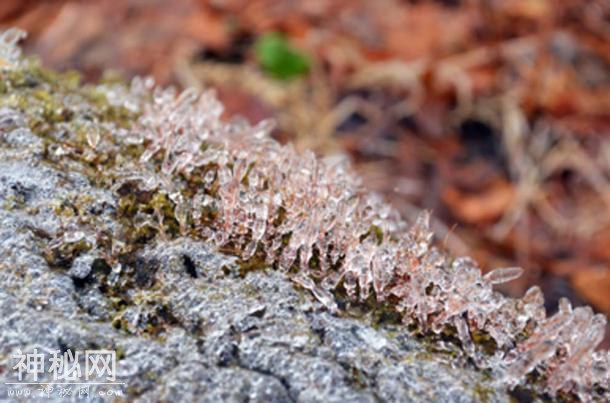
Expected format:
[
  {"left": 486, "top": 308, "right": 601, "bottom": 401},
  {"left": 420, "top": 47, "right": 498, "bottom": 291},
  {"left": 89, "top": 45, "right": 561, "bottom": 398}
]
[
  {"left": 0, "top": 28, "right": 26, "bottom": 68},
  {"left": 126, "top": 83, "right": 609, "bottom": 400}
]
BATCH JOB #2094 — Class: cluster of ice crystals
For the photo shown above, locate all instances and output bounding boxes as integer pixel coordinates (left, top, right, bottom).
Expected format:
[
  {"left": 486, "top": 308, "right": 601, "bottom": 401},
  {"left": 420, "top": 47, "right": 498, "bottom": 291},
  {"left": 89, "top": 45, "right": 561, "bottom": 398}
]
[
  {"left": 112, "top": 76, "right": 155, "bottom": 113},
  {"left": 127, "top": 85, "right": 608, "bottom": 399},
  {"left": 137, "top": 85, "right": 226, "bottom": 176},
  {"left": 0, "top": 28, "right": 26, "bottom": 68}
]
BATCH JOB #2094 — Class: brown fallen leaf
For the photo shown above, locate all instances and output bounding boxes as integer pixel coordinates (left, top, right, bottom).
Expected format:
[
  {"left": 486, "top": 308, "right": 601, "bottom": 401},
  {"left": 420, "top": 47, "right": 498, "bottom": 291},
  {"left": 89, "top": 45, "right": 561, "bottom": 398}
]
[
  {"left": 571, "top": 267, "right": 610, "bottom": 315},
  {"left": 443, "top": 179, "right": 516, "bottom": 224}
]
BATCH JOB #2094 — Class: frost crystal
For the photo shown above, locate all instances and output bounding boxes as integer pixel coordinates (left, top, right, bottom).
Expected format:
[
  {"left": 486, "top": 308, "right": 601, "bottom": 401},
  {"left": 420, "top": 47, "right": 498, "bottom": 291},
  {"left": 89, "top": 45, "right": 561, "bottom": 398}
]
[
  {"left": 126, "top": 85, "right": 609, "bottom": 399},
  {"left": 126, "top": 84, "right": 609, "bottom": 400},
  {"left": 0, "top": 28, "right": 26, "bottom": 68}
]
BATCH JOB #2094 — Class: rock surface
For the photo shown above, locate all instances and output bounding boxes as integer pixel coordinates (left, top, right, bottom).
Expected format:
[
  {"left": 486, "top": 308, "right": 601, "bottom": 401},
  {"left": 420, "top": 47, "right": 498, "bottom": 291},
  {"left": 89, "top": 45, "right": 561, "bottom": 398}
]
[{"left": 0, "top": 138, "right": 508, "bottom": 402}]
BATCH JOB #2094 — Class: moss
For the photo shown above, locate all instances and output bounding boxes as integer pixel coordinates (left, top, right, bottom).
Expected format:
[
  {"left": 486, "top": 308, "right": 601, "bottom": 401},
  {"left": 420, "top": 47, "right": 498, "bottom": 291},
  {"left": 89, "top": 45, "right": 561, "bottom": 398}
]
[
  {"left": 369, "top": 300, "right": 404, "bottom": 328},
  {"left": 2, "top": 194, "right": 26, "bottom": 210},
  {"left": 358, "top": 224, "right": 384, "bottom": 245},
  {"left": 308, "top": 247, "right": 320, "bottom": 270},
  {"left": 471, "top": 329, "right": 498, "bottom": 356},
  {"left": 0, "top": 57, "right": 139, "bottom": 168},
  {"left": 240, "top": 282, "right": 262, "bottom": 298},
  {"left": 111, "top": 316, "right": 128, "bottom": 331},
  {"left": 53, "top": 198, "right": 79, "bottom": 218},
  {"left": 43, "top": 238, "right": 93, "bottom": 269},
  {"left": 115, "top": 345, "right": 126, "bottom": 361},
  {"left": 240, "top": 161, "right": 255, "bottom": 187},
  {"left": 474, "top": 383, "right": 493, "bottom": 403},
  {"left": 238, "top": 258, "right": 265, "bottom": 276},
  {"left": 110, "top": 296, "right": 129, "bottom": 312}
]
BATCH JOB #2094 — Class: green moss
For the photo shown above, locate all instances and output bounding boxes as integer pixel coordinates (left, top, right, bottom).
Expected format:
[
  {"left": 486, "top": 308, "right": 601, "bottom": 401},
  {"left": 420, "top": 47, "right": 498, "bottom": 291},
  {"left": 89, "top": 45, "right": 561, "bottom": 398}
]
[
  {"left": 471, "top": 330, "right": 498, "bottom": 356},
  {"left": 115, "top": 345, "right": 126, "bottom": 361},
  {"left": 474, "top": 383, "right": 493, "bottom": 403},
  {"left": 238, "top": 255, "right": 267, "bottom": 277},
  {"left": 43, "top": 238, "right": 93, "bottom": 269},
  {"left": 359, "top": 224, "right": 384, "bottom": 244}
]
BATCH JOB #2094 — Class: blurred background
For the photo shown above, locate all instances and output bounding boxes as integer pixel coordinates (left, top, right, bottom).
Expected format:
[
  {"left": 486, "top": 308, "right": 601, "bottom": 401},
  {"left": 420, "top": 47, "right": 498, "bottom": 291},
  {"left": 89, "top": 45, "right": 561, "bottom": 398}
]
[{"left": 2, "top": 0, "right": 609, "bottom": 346}]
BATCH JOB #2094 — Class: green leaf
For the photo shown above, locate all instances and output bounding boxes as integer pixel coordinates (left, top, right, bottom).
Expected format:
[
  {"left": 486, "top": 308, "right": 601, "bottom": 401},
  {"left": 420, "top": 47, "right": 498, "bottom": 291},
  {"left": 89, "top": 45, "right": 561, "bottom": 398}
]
[{"left": 254, "top": 33, "right": 310, "bottom": 80}]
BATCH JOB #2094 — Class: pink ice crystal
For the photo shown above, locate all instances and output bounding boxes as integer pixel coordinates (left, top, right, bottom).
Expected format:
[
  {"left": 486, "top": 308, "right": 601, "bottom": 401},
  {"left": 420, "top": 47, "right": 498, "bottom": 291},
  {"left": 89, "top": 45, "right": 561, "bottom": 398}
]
[{"left": 126, "top": 83, "right": 609, "bottom": 400}]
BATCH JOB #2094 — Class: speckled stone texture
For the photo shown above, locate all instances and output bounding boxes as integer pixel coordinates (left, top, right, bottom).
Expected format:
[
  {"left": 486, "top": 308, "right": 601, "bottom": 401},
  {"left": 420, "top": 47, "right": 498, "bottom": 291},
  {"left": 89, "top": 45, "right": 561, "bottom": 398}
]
[{"left": 0, "top": 131, "right": 508, "bottom": 402}]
